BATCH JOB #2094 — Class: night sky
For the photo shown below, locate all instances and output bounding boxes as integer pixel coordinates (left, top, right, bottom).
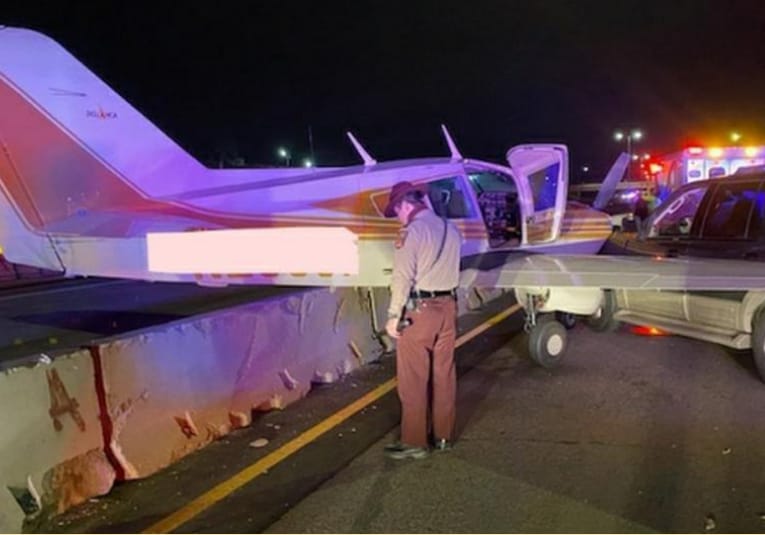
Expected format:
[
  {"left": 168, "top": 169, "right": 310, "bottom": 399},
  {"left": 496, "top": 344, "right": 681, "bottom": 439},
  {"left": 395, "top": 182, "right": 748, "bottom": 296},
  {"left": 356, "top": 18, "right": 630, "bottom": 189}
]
[{"left": 5, "top": 1, "right": 765, "bottom": 180}]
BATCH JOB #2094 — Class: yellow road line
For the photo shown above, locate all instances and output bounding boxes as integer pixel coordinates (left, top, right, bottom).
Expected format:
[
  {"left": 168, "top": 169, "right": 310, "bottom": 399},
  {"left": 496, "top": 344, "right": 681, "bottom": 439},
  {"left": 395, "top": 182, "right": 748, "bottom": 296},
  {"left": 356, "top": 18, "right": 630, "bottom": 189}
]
[{"left": 144, "top": 302, "right": 523, "bottom": 533}]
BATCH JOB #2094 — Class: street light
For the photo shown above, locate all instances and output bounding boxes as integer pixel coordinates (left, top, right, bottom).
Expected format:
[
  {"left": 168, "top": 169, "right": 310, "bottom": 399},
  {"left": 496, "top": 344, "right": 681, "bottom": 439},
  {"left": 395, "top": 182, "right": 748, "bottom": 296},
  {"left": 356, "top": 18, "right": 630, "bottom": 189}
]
[
  {"left": 730, "top": 131, "right": 742, "bottom": 144},
  {"left": 303, "top": 158, "right": 313, "bottom": 168},
  {"left": 614, "top": 129, "right": 643, "bottom": 179},
  {"left": 277, "top": 147, "right": 291, "bottom": 167}
]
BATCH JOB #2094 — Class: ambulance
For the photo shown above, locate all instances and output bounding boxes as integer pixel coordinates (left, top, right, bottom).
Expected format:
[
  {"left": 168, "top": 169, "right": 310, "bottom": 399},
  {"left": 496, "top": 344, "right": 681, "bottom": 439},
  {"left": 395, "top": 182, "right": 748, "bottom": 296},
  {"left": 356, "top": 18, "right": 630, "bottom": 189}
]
[{"left": 650, "top": 145, "right": 765, "bottom": 194}]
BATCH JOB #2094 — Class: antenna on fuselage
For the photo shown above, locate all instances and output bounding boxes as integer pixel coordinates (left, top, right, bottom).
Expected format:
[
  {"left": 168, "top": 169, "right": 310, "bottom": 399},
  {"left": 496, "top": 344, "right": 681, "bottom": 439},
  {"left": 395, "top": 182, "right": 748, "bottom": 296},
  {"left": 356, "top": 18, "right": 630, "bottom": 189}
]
[
  {"left": 441, "top": 124, "right": 463, "bottom": 161},
  {"left": 346, "top": 132, "right": 377, "bottom": 166}
]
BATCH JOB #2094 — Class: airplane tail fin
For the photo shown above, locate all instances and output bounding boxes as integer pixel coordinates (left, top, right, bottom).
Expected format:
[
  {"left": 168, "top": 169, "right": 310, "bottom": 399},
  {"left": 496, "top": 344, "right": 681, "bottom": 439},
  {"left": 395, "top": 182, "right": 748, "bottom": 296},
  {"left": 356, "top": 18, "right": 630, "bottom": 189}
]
[
  {"left": 592, "top": 152, "right": 630, "bottom": 211},
  {"left": 0, "top": 26, "right": 206, "bottom": 241}
]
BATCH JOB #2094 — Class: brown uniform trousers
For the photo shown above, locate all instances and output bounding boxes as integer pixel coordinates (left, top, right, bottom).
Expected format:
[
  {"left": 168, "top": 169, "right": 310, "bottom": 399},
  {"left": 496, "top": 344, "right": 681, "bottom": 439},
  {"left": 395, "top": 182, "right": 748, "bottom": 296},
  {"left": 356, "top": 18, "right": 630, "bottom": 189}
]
[{"left": 397, "top": 295, "right": 457, "bottom": 448}]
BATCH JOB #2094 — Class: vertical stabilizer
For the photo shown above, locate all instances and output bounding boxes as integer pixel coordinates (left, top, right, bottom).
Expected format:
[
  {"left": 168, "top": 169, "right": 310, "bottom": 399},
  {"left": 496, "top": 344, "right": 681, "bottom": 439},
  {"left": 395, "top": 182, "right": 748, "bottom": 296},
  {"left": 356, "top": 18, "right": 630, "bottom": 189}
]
[{"left": 0, "top": 26, "right": 205, "bottom": 216}]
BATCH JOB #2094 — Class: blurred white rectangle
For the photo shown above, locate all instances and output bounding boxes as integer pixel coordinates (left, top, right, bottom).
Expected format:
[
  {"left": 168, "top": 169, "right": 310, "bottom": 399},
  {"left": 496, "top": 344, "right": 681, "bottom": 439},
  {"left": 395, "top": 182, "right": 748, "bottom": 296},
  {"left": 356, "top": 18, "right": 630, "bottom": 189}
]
[{"left": 147, "top": 227, "right": 358, "bottom": 274}]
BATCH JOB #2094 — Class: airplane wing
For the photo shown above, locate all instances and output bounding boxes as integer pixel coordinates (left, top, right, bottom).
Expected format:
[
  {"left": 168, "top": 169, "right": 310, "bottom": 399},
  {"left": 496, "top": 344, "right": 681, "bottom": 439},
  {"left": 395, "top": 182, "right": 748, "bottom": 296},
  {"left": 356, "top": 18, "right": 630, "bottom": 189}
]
[{"left": 460, "top": 253, "right": 765, "bottom": 291}]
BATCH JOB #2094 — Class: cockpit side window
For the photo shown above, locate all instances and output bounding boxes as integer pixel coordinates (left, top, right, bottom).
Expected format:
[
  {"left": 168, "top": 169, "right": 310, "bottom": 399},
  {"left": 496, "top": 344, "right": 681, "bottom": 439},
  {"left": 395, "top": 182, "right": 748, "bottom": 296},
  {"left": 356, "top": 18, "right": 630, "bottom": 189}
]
[{"left": 425, "top": 176, "right": 474, "bottom": 219}]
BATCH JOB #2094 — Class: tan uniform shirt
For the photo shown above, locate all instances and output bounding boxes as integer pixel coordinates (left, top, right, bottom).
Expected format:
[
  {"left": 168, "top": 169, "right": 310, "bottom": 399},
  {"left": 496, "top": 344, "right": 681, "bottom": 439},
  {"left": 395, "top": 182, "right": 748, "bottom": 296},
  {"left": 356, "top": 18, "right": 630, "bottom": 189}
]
[{"left": 387, "top": 209, "right": 463, "bottom": 318}]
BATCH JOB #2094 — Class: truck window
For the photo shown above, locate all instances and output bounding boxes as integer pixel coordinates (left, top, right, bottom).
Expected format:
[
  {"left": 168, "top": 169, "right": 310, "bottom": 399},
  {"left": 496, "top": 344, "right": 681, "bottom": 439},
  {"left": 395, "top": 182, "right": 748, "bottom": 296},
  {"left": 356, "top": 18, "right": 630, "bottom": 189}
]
[
  {"left": 749, "top": 190, "right": 765, "bottom": 240},
  {"left": 701, "top": 181, "right": 762, "bottom": 239},
  {"left": 649, "top": 186, "right": 708, "bottom": 238}
]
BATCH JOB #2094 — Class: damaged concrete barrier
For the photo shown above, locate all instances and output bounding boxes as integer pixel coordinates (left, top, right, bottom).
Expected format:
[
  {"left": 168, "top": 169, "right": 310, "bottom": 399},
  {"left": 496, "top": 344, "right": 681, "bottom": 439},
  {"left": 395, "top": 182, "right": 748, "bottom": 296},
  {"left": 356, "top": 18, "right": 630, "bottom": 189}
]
[
  {"left": 95, "top": 287, "right": 384, "bottom": 479},
  {"left": 0, "top": 350, "right": 109, "bottom": 533},
  {"left": 0, "top": 284, "right": 509, "bottom": 530}
]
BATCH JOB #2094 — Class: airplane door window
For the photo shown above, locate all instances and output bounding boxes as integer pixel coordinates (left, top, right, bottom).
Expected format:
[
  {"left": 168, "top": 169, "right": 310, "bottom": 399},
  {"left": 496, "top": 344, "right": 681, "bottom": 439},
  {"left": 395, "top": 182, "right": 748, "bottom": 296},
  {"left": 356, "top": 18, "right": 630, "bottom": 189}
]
[{"left": 528, "top": 163, "right": 560, "bottom": 211}]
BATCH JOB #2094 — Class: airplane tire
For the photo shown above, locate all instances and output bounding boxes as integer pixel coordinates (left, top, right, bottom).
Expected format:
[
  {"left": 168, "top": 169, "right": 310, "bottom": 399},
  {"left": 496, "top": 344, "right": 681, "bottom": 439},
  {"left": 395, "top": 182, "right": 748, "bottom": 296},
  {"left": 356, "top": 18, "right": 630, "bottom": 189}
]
[
  {"left": 528, "top": 317, "right": 567, "bottom": 369},
  {"left": 751, "top": 310, "right": 765, "bottom": 383},
  {"left": 587, "top": 290, "right": 620, "bottom": 332},
  {"left": 556, "top": 311, "right": 577, "bottom": 330}
]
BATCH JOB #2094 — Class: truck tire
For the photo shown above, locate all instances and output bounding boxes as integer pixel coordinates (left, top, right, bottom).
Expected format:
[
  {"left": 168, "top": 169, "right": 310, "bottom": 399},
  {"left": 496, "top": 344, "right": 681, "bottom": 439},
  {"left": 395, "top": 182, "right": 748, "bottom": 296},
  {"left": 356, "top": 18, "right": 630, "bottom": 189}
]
[
  {"left": 751, "top": 309, "right": 765, "bottom": 383},
  {"left": 586, "top": 289, "right": 620, "bottom": 332}
]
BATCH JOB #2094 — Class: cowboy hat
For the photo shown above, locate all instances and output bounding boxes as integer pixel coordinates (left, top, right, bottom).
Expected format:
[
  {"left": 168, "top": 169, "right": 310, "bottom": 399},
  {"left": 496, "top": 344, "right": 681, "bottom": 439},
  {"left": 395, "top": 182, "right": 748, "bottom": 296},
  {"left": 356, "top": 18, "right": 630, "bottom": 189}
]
[{"left": 383, "top": 181, "right": 425, "bottom": 217}]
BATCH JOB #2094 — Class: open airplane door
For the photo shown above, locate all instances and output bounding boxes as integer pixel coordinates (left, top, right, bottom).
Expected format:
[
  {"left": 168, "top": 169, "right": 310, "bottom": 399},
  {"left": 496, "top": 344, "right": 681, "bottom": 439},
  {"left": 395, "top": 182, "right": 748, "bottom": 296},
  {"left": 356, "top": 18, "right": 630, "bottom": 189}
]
[{"left": 506, "top": 144, "right": 568, "bottom": 244}]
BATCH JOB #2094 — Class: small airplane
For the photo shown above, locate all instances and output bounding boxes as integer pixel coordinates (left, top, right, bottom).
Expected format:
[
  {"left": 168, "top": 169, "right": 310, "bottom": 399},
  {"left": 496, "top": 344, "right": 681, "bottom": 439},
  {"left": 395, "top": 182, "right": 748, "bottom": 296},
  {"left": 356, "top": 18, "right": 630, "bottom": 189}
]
[{"left": 3, "top": 26, "right": 765, "bottom": 369}]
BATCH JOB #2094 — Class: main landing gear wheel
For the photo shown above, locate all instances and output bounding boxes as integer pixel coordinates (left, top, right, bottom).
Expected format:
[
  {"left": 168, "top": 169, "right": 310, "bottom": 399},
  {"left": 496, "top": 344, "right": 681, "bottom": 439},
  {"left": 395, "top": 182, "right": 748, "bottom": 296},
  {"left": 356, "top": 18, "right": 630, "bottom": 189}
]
[
  {"left": 556, "top": 311, "right": 577, "bottom": 330},
  {"left": 528, "top": 316, "right": 568, "bottom": 369}
]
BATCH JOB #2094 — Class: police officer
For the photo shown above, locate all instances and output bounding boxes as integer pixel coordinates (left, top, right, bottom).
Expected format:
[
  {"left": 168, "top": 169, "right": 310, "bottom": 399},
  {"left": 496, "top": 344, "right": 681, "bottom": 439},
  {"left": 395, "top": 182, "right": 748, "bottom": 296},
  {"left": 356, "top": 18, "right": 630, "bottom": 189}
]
[{"left": 383, "top": 181, "right": 463, "bottom": 460}]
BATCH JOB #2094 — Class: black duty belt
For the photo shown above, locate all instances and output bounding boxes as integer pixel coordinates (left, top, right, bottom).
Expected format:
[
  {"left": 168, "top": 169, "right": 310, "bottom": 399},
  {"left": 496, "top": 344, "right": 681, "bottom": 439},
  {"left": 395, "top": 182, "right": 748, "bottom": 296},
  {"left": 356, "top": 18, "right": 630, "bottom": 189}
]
[{"left": 410, "top": 288, "right": 457, "bottom": 299}]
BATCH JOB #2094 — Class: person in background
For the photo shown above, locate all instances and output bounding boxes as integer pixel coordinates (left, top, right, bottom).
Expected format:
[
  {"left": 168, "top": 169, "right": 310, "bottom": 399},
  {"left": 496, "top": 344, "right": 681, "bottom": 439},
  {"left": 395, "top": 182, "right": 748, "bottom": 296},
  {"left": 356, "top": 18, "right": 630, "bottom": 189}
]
[
  {"left": 634, "top": 187, "right": 658, "bottom": 232},
  {"left": 383, "top": 181, "right": 463, "bottom": 460}
]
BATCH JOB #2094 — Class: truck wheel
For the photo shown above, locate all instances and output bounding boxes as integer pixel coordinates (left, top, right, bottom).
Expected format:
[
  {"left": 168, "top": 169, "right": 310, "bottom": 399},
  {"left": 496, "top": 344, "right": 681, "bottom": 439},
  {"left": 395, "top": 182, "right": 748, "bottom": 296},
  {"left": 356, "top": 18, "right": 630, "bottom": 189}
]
[
  {"left": 556, "top": 311, "right": 577, "bottom": 330},
  {"left": 751, "top": 310, "right": 765, "bottom": 383},
  {"left": 528, "top": 317, "right": 567, "bottom": 369},
  {"left": 587, "top": 290, "right": 620, "bottom": 332}
]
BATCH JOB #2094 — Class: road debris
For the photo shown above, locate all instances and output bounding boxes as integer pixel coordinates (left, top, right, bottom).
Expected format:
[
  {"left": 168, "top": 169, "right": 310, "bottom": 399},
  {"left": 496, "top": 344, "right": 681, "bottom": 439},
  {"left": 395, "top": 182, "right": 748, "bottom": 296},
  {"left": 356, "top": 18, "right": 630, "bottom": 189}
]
[
  {"left": 249, "top": 438, "right": 269, "bottom": 448},
  {"left": 704, "top": 514, "right": 716, "bottom": 531}
]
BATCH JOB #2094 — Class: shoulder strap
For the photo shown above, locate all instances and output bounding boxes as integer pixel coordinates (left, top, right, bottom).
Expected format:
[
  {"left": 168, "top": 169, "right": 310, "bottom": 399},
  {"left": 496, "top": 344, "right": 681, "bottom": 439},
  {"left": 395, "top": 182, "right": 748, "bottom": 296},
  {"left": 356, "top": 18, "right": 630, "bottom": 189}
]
[{"left": 426, "top": 217, "right": 448, "bottom": 273}]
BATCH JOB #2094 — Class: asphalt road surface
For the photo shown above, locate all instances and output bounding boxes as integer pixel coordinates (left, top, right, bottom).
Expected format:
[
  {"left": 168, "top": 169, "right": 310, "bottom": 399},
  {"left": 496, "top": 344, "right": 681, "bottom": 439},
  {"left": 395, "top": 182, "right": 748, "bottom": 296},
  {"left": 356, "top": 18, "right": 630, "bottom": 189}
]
[{"left": 30, "top": 295, "right": 765, "bottom": 533}]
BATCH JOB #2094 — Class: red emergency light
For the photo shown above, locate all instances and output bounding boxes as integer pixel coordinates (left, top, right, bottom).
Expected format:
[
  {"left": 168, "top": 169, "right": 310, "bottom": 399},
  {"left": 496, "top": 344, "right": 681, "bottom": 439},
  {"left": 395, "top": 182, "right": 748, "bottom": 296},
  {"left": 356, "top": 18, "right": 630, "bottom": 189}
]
[
  {"left": 648, "top": 163, "right": 663, "bottom": 174},
  {"left": 630, "top": 325, "right": 669, "bottom": 336}
]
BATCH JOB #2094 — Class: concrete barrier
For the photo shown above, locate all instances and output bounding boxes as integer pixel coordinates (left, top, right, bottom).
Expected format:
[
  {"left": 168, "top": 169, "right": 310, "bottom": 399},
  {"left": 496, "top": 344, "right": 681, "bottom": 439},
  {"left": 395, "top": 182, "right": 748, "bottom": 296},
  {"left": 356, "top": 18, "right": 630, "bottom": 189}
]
[
  {"left": 0, "top": 349, "right": 109, "bottom": 533},
  {"left": 94, "top": 287, "right": 384, "bottom": 479},
  {"left": 0, "top": 285, "right": 509, "bottom": 531}
]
